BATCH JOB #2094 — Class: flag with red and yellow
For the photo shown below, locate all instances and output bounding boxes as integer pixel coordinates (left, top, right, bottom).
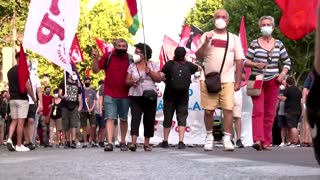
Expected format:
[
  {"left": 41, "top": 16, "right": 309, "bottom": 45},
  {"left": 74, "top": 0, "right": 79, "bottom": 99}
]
[{"left": 124, "top": 0, "right": 139, "bottom": 35}]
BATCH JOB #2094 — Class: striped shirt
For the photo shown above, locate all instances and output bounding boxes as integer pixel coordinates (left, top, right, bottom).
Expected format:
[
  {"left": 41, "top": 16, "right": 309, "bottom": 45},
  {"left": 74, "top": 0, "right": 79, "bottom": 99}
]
[{"left": 245, "top": 39, "right": 291, "bottom": 81}]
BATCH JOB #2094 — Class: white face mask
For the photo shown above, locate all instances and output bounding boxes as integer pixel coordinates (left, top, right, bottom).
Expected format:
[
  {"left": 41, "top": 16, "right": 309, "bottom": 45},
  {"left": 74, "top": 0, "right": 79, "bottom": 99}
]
[
  {"left": 72, "top": 74, "right": 78, "bottom": 81},
  {"left": 261, "top": 26, "right": 273, "bottom": 36},
  {"left": 279, "top": 85, "right": 285, "bottom": 90},
  {"left": 132, "top": 54, "right": 141, "bottom": 63},
  {"left": 54, "top": 93, "right": 59, "bottom": 98},
  {"left": 215, "top": 18, "right": 227, "bottom": 29}
]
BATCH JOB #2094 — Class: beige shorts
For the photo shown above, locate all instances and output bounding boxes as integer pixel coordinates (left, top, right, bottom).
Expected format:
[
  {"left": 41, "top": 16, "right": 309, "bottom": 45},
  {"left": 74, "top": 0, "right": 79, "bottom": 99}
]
[
  {"left": 200, "top": 81, "right": 234, "bottom": 111},
  {"left": 50, "top": 118, "right": 63, "bottom": 131},
  {"left": 10, "top": 100, "right": 29, "bottom": 119},
  {"left": 233, "top": 90, "right": 243, "bottom": 118}
]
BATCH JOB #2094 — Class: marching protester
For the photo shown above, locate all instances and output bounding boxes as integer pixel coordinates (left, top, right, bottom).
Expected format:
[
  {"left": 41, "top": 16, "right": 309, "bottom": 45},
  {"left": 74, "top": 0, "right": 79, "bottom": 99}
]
[
  {"left": 300, "top": 71, "right": 314, "bottom": 147},
  {"left": 96, "top": 80, "right": 106, "bottom": 147},
  {"left": 244, "top": 16, "right": 291, "bottom": 151},
  {"left": 6, "top": 52, "right": 37, "bottom": 152},
  {"left": 48, "top": 88, "right": 64, "bottom": 147},
  {"left": 0, "top": 90, "right": 8, "bottom": 146},
  {"left": 41, "top": 86, "right": 53, "bottom": 147},
  {"left": 159, "top": 46, "right": 200, "bottom": 149},
  {"left": 24, "top": 60, "right": 42, "bottom": 150},
  {"left": 278, "top": 77, "right": 302, "bottom": 147},
  {"left": 58, "top": 71, "right": 82, "bottom": 149},
  {"left": 232, "top": 67, "right": 246, "bottom": 148},
  {"left": 80, "top": 77, "right": 97, "bottom": 148},
  {"left": 195, "top": 9, "right": 244, "bottom": 151},
  {"left": 125, "top": 43, "right": 161, "bottom": 151},
  {"left": 92, "top": 38, "right": 133, "bottom": 152}
]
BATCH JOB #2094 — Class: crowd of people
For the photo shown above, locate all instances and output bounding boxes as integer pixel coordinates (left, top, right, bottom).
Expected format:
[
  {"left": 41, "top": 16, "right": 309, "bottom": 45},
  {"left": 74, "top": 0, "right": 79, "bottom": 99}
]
[{"left": 0, "top": 9, "right": 315, "bottom": 153}]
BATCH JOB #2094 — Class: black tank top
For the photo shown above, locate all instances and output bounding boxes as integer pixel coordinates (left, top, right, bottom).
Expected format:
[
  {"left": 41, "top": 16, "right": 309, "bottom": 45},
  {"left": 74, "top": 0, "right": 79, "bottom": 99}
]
[{"left": 50, "top": 100, "right": 62, "bottom": 119}]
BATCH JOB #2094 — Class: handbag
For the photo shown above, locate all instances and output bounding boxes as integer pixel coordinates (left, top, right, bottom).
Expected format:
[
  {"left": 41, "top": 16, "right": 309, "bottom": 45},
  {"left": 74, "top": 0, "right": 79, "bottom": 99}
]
[
  {"left": 142, "top": 90, "right": 158, "bottom": 100},
  {"left": 246, "top": 42, "right": 275, "bottom": 96},
  {"left": 135, "top": 63, "right": 157, "bottom": 100},
  {"left": 204, "top": 32, "right": 229, "bottom": 93}
]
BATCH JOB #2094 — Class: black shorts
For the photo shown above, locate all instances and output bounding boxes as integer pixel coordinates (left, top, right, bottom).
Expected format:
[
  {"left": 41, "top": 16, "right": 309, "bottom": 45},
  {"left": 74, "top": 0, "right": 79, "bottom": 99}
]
[
  {"left": 27, "top": 104, "right": 37, "bottom": 119},
  {"left": 285, "top": 113, "right": 300, "bottom": 128}
]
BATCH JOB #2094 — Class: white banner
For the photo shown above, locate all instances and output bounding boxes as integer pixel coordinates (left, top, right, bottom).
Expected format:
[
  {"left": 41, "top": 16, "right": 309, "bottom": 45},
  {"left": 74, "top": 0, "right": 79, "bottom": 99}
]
[
  {"left": 23, "top": 0, "right": 80, "bottom": 74},
  {"left": 126, "top": 82, "right": 253, "bottom": 146}
]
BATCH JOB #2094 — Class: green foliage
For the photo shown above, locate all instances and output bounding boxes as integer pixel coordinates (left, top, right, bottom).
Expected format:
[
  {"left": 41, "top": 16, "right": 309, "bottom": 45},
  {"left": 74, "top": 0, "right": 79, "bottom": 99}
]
[
  {"left": 185, "top": 0, "right": 314, "bottom": 85},
  {"left": 0, "top": 0, "right": 134, "bottom": 90}
]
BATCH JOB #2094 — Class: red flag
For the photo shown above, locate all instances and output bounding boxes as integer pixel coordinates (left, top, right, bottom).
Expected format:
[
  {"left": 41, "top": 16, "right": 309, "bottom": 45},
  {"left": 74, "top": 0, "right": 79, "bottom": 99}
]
[
  {"left": 85, "top": 67, "right": 90, "bottom": 77},
  {"left": 17, "top": 44, "right": 29, "bottom": 93},
  {"left": 239, "top": 16, "right": 251, "bottom": 87},
  {"left": 95, "top": 37, "right": 114, "bottom": 55},
  {"left": 159, "top": 45, "right": 168, "bottom": 69},
  {"left": 179, "top": 24, "right": 203, "bottom": 58},
  {"left": 69, "top": 35, "right": 84, "bottom": 63},
  {"left": 163, "top": 35, "right": 178, "bottom": 60},
  {"left": 275, "top": 0, "right": 319, "bottom": 40}
]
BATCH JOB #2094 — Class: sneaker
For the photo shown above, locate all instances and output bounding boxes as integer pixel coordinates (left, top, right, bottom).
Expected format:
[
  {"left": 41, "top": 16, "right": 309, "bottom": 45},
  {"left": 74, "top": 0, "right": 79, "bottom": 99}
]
[
  {"left": 231, "top": 140, "right": 235, "bottom": 145},
  {"left": 82, "top": 143, "right": 88, "bottom": 148},
  {"left": 6, "top": 138, "right": 15, "bottom": 151},
  {"left": 70, "top": 141, "right": 77, "bottom": 149},
  {"left": 99, "top": 142, "right": 104, "bottom": 147},
  {"left": 129, "top": 144, "right": 137, "bottom": 151},
  {"left": 15, "top": 145, "right": 30, "bottom": 152},
  {"left": 288, "top": 143, "right": 297, "bottom": 148},
  {"left": 204, "top": 134, "right": 214, "bottom": 151},
  {"left": 114, "top": 141, "right": 120, "bottom": 148},
  {"left": 236, "top": 139, "right": 244, "bottom": 148},
  {"left": 120, "top": 143, "right": 128, "bottom": 151},
  {"left": 28, "top": 143, "right": 36, "bottom": 150},
  {"left": 223, "top": 140, "right": 235, "bottom": 151},
  {"left": 159, "top": 141, "right": 169, "bottom": 148},
  {"left": 91, "top": 143, "right": 99, "bottom": 148},
  {"left": 178, "top": 141, "right": 186, "bottom": 149},
  {"left": 279, "top": 142, "right": 286, "bottom": 147},
  {"left": 104, "top": 143, "right": 113, "bottom": 151},
  {"left": 64, "top": 141, "right": 71, "bottom": 149}
]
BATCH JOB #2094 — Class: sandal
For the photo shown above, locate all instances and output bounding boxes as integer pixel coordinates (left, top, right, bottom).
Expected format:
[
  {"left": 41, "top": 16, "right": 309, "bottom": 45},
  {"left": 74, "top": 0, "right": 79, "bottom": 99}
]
[
  {"left": 252, "top": 141, "right": 262, "bottom": 151},
  {"left": 144, "top": 145, "right": 152, "bottom": 151},
  {"left": 129, "top": 144, "right": 137, "bottom": 151}
]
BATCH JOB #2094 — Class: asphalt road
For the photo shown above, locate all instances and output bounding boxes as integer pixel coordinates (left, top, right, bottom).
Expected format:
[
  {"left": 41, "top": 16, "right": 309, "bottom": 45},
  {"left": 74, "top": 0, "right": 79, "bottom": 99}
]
[{"left": 0, "top": 145, "right": 319, "bottom": 180}]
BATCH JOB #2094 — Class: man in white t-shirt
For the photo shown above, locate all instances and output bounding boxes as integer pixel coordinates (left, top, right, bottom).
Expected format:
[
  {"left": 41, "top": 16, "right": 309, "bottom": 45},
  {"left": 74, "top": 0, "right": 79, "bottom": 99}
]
[
  {"left": 196, "top": 9, "right": 245, "bottom": 151},
  {"left": 24, "top": 61, "right": 43, "bottom": 150}
]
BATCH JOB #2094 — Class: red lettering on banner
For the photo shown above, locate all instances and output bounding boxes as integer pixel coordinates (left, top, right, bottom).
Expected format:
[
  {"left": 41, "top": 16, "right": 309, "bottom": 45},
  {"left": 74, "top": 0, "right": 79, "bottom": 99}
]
[
  {"left": 171, "top": 121, "right": 176, "bottom": 128},
  {"left": 37, "top": 13, "right": 65, "bottom": 44},
  {"left": 175, "top": 126, "right": 191, "bottom": 132},
  {"left": 50, "top": 0, "right": 60, "bottom": 15},
  {"left": 57, "top": 48, "right": 67, "bottom": 64},
  {"left": 154, "top": 120, "right": 158, "bottom": 131}
]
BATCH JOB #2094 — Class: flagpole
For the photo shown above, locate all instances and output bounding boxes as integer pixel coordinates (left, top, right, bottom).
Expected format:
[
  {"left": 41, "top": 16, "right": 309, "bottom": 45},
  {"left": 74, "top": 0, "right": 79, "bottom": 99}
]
[
  {"left": 12, "top": 1, "right": 17, "bottom": 66},
  {"left": 80, "top": 5, "right": 94, "bottom": 46},
  {"left": 139, "top": 0, "right": 148, "bottom": 61}
]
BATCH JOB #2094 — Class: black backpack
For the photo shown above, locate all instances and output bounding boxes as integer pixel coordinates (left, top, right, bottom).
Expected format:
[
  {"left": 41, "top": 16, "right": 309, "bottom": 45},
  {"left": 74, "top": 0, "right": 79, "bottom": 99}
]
[
  {"left": 104, "top": 53, "right": 133, "bottom": 70},
  {"left": 168, "top": 61, "right": 191, "bottom": 92}
]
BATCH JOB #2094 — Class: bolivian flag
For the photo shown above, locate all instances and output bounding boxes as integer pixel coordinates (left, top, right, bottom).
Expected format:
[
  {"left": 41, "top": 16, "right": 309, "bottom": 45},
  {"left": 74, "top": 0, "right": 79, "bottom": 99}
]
[{"left": 124, "top": 0, "right": 139, "bottom": 35}]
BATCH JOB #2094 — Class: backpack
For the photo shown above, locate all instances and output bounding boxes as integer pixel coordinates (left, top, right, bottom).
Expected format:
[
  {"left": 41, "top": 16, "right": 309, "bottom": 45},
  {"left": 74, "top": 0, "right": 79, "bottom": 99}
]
[
  {"left": 104, "top": 53, "right": 133, "bottom": 70},
  {"left": 168, "top": 61, "right": 191, "bottom": 92}
]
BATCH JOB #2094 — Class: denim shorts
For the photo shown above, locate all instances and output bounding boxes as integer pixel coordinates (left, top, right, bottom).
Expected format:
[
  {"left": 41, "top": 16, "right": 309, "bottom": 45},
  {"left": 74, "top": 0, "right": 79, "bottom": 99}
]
[{"left": 104, "top": 96, "right": 129, "bottom": 121}]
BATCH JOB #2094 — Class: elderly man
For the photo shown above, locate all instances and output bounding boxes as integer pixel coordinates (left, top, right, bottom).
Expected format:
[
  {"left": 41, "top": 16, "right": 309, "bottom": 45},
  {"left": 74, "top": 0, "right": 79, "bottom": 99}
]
[{"left": 196, "top": 9, "right": 244, "bottom": 151}]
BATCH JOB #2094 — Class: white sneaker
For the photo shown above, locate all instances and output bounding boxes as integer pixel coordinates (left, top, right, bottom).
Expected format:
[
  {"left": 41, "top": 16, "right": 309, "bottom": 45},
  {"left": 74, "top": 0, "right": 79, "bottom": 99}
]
[
  {"left": 114, "top": 141, "right": 120, "bottom": 148},
  {"left": 15, "top": 145, "right": 30, "bottom": 152},
  {"left": 223, "top": 140, "right": 235, "bottom": 151},
  {"left": 279, "top": 142, "right": 286, "bottom": 147},
  {"left": 204, "top": 134, "right": 214, "bottom": 151},
  {"left": 6, "top": 138, "right": 15, "bottom": 151}
]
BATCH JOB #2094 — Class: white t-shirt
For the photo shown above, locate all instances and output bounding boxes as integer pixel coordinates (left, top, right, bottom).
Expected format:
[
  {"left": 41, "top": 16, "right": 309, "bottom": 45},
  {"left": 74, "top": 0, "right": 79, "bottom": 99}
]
[{"left": 28, "top": 74, "right": 41, "bottom": 104}]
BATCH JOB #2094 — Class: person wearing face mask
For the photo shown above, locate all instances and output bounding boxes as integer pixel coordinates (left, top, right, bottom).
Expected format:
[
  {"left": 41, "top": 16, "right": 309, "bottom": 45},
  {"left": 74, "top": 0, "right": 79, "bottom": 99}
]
[
  {"left": 125, "top": 43, "right": 162, "bottom": 151},
  {"left": 80, "top": 77, "right": 97, "bottom": 148},
  {"left": 39, "top": 86, "right": 53, "bottom": 147},
  {"left": 48, "top": 88, "right": 63, "bottom": 147},
  {"left": 24, "top": 60, "right": 43, "bottom": 150},
  {"left": 159, "top": 47, "right": 200, "bottom": 149},
  {"left": 58, "top": 71, "right": 82, "bottom": 149},
  {"left": 244, "top": 16, "right": 291, "bottom": 151},
  {"left": 92, "top": 38, "right": 133, "bottom": 152},
  {"left": 195, "top": 9, "right": 245, "bottom": 151}
]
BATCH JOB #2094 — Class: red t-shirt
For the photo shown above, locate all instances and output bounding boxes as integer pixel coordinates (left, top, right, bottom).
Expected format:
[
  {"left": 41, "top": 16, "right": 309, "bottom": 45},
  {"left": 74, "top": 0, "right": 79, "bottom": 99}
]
[
  {"left": 42, "top": 95, "right": 53, "bottom": 116},
  {"left": 98, "top": 51, "right": 130, "bottom": 98}
]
